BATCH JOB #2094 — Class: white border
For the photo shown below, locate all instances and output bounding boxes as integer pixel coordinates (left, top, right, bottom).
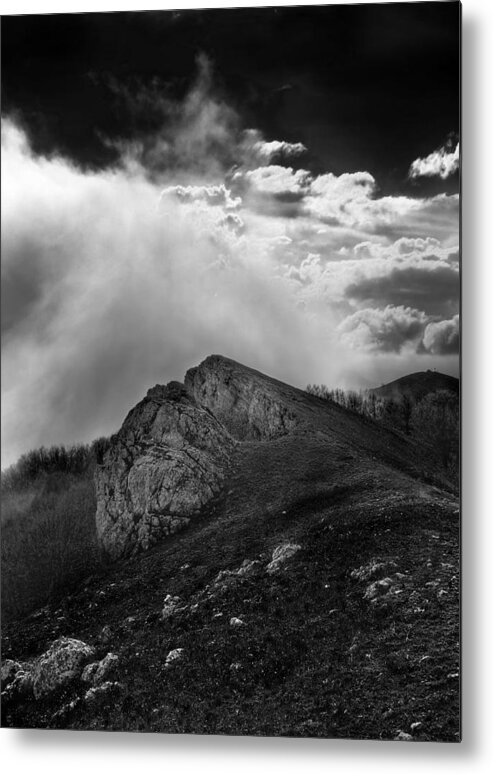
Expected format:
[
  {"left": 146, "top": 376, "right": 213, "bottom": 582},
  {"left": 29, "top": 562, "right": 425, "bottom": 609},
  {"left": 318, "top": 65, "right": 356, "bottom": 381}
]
[{"left": 2, "top": 1, "right": 492, "bottom": 772}]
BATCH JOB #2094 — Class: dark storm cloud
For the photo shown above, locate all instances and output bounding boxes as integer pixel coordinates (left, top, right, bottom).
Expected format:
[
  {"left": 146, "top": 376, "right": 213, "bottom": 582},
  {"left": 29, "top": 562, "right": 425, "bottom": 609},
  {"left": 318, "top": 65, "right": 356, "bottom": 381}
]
[
  {"left": 345, "top": 262, "right": 459, "bottom": 318},
  {"left": 1, "top": 3, "right": 460, "bottom": 191}
]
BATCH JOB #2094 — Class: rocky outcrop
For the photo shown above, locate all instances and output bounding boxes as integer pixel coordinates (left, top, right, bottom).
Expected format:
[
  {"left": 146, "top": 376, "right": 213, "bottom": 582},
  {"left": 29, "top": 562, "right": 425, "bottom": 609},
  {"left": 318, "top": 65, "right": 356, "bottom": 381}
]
[
  {"left": 185, "top": 355, "right": 298, "bottom": 441},
  {"left": 31, "top": 637, "right": 95, "bottom": 699},
  {"left": 95, "top": 356, "right": 302, "bottom": 559},
  {"left": 266, "top": 543, "right": 301, "bottom": 574},
  {"left": 95, "top": 380, "right": 235, "bottom": 559}
]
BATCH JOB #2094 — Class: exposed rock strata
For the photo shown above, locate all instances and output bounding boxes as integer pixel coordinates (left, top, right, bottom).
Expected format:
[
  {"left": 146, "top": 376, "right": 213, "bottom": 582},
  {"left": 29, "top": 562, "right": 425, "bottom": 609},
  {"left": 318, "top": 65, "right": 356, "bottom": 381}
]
[
  {"left": 95, "top": 380, "right": 235, "bottom": 559},
  {"left": 185, "top": 355, "right": 298, "bottom": 441},
  {"left": 95, "top": 356, "right": 301, "bottom": 559}
]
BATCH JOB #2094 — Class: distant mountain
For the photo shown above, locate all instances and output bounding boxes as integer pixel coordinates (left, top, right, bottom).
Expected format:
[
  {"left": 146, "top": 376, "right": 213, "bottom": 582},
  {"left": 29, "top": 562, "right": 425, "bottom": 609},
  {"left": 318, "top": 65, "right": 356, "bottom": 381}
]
[{"left": 370, "top": 370, "right": 459, "bottom": 402}]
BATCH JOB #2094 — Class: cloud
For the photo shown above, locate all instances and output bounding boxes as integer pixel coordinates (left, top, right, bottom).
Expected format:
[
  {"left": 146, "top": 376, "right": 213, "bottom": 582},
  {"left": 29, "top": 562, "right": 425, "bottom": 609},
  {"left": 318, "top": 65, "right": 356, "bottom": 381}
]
[
  {"left": 337, "top": 305, "right": 428, "bottom": 352},
  {"left": 105, "top": 53, "right": 240, "bottom": 179},
  {"left": 2, "top": 117, "right": 335, "bottom": 468},
  {"left": 238, "top": 129, "right": 306, "bottom": 166},
  {"left": 408, "top": 142, "right": 459, "bottom": 180},
  {"left": 237, "top": 165, "right": 311, "bottom": 197},
  {"left": 344, "top": 261, "right": 459, "bottom": 317},
  {"left": 422, "top": 314, "right": 460, "bottom": 354},
  {"left": 252, "top": 139, "right": 307, "bottom": 161},
  {"left": 160, "top": 183, "right": 241, "bottom": 209}
]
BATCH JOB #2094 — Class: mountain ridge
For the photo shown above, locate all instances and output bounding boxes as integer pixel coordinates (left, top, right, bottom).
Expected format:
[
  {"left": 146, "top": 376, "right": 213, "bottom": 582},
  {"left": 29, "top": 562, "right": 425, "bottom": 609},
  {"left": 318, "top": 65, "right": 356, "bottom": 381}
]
[{"left": 1, "top": 355, "right": 460, "bottom": 739}]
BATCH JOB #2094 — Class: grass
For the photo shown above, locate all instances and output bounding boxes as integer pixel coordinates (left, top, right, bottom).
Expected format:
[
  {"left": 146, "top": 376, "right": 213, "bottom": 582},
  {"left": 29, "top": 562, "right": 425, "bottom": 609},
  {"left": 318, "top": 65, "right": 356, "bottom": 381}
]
[{"left": 2, "top": 434, "right": 459, "bottom": 739}]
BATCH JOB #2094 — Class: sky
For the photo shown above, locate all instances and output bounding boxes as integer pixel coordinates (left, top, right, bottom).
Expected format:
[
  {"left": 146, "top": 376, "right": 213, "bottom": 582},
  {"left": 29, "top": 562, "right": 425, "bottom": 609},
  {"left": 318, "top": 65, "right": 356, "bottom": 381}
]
[{"left": 1, "top": 2, "right": 460, "bottom": 468}]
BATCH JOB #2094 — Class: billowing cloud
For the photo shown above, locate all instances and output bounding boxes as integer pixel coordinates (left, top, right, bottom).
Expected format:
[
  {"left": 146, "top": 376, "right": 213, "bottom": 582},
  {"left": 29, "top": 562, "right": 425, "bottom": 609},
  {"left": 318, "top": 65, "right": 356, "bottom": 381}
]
[
  {"left": 423, "top": 314, "right": 460, "bottom": 354},
  {"left": 252, "top": 139, "right": 307, "bottom": 161},
  {"left": 238, "top": 129, "right": 306, "bottom": 166},
  {"left": 408, "top": 141, "right": 459, "bottom": 180},
  {"left": 237, "top": 165, "right": 311, "bottom": 197},
  {"left": 160, "top": 183, "right": 241, "bottom": 209},
  {"left": 337, "top": 305, "right": 428, "bottom": 352}
]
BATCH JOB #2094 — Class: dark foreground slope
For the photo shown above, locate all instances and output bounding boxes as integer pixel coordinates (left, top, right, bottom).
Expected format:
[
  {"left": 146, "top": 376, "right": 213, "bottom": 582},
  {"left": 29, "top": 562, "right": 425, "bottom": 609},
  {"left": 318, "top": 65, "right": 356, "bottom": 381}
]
[{"left": 1, "top": 356, "right": 460, "bottom": 740}]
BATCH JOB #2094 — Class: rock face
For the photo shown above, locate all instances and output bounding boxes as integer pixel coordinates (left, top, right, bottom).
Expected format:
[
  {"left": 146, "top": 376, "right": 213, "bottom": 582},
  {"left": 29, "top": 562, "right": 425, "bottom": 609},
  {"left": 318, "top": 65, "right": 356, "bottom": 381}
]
[
  {"left": 95, "top": 380, "right": 235, "bottom": 559},
  {"left": 185, "top": 355, "right": 298, "bottom": 441},
  {"left": 95, "top": 356, "right": 301, "bottom": 559}
]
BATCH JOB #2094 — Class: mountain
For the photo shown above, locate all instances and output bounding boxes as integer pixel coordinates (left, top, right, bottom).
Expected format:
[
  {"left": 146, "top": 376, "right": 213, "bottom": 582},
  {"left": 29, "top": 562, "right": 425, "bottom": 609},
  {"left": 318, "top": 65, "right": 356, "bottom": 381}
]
[
  {"left": 370, "top": 370, "right": 459, "bottom": 402},
  {"left": 1, "top": 356, "right": 460, "bottom": 740}
]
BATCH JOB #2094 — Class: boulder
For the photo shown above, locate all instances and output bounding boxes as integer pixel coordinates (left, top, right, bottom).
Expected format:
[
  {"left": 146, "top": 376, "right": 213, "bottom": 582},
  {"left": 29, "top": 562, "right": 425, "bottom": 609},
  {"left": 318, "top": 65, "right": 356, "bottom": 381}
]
[
  {"left": 266, "top": 543, "right": 301, "bottom": 574},
  {"left": 394, "top": 731, "right": 414, "bottom": 741},
  {"left": 84, "top": 681, "right": 122, "bottom": 704},
  {"left": 364, "top": 577, "right": 394, "bottom": 601},
  {"left": 165, "top": 648, "right": 184, "bottom": 668},
  {"left": 1, "top": 659, "right": 22, "bottom": 690},
  {"left": 95, "top": 380, "right": 235, "bottom": 559},
  {"left": 160, "top": 594, "right": 183, "bottom": 620},
  {"left": 31, "top": 637, "right": 95, "bottom": 699},
  {"left": 81, "top": 653, "right": 119, "bottom": 686}
]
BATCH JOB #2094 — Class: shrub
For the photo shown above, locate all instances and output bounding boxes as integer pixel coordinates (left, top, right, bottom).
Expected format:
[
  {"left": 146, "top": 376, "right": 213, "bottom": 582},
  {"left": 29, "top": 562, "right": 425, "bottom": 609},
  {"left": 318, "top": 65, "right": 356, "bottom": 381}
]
[{"left": 1, "top": 473, "right": 102, "bottom": 621}]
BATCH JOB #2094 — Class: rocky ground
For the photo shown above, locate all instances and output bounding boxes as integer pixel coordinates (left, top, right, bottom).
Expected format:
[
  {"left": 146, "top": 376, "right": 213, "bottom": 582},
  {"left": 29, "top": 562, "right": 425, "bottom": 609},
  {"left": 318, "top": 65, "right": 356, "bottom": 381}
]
[{"left": 1, "top": 357, "right": 460, "bottom": 739}]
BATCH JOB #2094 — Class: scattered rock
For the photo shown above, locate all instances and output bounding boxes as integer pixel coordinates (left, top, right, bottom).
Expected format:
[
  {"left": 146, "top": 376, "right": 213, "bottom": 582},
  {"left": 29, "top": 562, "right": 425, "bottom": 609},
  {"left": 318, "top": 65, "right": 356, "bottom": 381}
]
[
  {"left": 51, "top": 697, "right": 82, "bottom": 723},
  {"left": 31, "top": 637, "right": 96, "bottom": 699},
  {"left": 410, "top": 721, "right": 423, "bottom": 731},
  {"left": 1, "top": 668, "right": 34, "bottom": 703},
  {"left": 351, "top": 559, "right": 397, "bottom": 582},
  {"left": 84, "top": 680, "right": 122, "bottom": 704},
  {"left": 364, "top": 577, "right": 394, "bottom": 601},
  {"left": 266, "top": 543, "right": 301, "bottom": 574},
  {"left": 1, "top": 659, "right": 22, "bottom": 689},
  {"left": 237, "top": 559, "right": 262, "bottom": 577},
  {"left": 394, "top": 731, "right": 413, "bottom": 741},
  {"left": 160, "top": 594, "right": 183, "bottom": 620},
  {"left": 81, "top": 653, "right": 119, "bottom": 686},
  {"left": 230, "top": 617, "right": 245, "bottom": 627},
  {"left": 98, "top": 625, "right": 114, "bottom": 646},
  {"left": 165, "top": 648, "right": 185, "bottom": 668}
]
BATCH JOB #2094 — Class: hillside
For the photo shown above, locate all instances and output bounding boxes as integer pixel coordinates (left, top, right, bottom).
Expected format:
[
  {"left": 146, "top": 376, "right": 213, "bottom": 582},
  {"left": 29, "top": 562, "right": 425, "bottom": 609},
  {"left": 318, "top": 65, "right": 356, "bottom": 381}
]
[
  {"left": 1, "top": 356, "right": 460, "bottom": 740},
  {"left": 370, "top": 370, "right": 459, "bottom": 401}
]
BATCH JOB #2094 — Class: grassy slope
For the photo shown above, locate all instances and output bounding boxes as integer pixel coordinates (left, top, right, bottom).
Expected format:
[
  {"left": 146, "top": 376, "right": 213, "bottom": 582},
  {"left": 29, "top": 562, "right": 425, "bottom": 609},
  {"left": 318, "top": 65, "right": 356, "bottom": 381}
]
[{"left": 1, "top": 378, "right": 460, "bottom": 740}]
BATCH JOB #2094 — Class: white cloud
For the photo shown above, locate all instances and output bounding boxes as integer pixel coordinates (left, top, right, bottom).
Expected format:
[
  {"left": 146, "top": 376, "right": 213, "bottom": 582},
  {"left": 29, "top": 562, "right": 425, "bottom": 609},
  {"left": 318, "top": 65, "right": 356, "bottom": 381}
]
[
  {"left": 423, "top": 314, "right": 460, "bottom": 354},
  {"left": 239, "top": 165, "right": 311, "bottom": 196},
  {"left": 160, "top": 183, "right": 241, "bottom": 209},
  {"left": 337, "top": 305, "right": 428, "bottom": 352},
  {"left": 252, "top": 139, "right": 307, "bottom": 161},
  {"left": 408, "top": 142, "right": 460, "bottom": 180}
]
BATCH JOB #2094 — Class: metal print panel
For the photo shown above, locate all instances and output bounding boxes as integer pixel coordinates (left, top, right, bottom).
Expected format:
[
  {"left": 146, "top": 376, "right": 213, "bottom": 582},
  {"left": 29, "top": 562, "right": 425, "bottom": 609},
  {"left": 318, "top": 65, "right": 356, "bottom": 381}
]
[{"left": 1, "top": 2, "right": 460, "bottom": 740}]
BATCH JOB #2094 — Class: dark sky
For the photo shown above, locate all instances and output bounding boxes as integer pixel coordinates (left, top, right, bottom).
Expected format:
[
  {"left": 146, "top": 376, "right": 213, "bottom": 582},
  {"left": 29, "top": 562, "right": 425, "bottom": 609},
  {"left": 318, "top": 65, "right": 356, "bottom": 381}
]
[{"left": 2, "top": 2, "right": 460, "bottom": 194}]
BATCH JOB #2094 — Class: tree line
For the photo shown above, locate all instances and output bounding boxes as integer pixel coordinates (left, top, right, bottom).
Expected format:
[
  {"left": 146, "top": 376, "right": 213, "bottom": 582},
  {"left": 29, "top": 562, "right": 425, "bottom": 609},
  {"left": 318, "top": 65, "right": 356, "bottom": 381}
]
[
  {"left": 306, "top": 384, "right": 459, "bottom": 482},
  {"left": 1, "top": 437, "right": 112, "bottom": 493}
]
